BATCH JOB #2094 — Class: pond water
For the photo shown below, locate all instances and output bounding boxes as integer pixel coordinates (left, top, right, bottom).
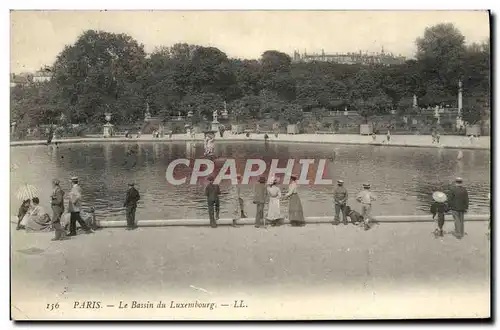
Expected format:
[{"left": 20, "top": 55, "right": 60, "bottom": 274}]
[{"left": 10, "top": 141, "right": 491, "bottom": 221}]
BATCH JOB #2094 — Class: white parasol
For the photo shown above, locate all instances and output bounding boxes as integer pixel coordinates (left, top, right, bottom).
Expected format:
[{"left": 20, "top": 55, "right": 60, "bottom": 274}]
[{"left": 16, "top": 184, "right": 40, "bottom": 201}]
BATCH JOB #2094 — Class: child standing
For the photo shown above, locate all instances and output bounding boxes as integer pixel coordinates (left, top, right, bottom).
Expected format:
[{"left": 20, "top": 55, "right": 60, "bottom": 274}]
[{"left": 431, "top": 191, "right": 449, "bottom": 237}]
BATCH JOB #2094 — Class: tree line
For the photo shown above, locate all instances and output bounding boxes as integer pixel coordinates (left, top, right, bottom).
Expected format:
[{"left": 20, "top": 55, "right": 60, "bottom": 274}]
[{"left": 11, "top": 23, "right": 490, "bottom": 132}]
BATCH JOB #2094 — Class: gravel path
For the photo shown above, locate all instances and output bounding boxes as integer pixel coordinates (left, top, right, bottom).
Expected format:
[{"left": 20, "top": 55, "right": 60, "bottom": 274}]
[{"left": 11, "top": 221, "right": 490, "bottom": 319}]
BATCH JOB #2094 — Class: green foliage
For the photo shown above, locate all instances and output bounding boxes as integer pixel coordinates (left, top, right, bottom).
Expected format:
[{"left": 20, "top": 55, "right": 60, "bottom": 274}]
[
  {"left": 461, "top": 101, "right": 483, "bottom": 125},
  {"left": 11, "top": 24, "right": 490, "bottom": 131}
]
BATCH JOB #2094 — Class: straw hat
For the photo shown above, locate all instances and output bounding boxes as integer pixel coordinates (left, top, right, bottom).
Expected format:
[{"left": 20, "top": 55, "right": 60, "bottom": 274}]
[
  {"left": 268, "top": 176, "right": 278, "bottom": 185},
  {"left": 363, "top": 183, "right": 371, "bottom": 188},
  {"left": 337, "top": 180, "right": 344, "bottom": 185},
  {"left": 455, "top": 177, "right": 463, "bottom": 183},
  {"left": 70, "top": 176, "right": 79, "bottom": 182},
  {"left": 432, "top": 191, "right": 447, "bottom": 203}
]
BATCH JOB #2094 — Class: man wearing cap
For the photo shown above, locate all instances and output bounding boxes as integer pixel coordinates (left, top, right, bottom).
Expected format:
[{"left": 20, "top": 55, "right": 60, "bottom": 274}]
[
  {"left": 68, "top": 176, "right": 92, "bottom": 236},
  {"left": 50, "top": 179, "right": 67, "bottom": 241},
  {"left": 124, "top": 183, "right": 140, "bottom": 230},
  {"left": 205, "top": 176, "right": 221, "bottom": 228},
  {"left": 447, "top": 177, "right": 469, "bottom": 239},
  {"left": 253, "top": 176, "right": 268, "bottom": 228},
  {"left": 356, "top": 183, "right": 377, "bottom": 231},
  {"left": 333, "top": 180, "right": 348, "bottom": 225}
]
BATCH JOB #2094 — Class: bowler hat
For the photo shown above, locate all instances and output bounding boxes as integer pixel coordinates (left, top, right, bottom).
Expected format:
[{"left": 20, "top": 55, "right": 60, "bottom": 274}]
[
  {"left": 363, "top": 183, "right": 371, "bottom": 188},
  {"left": 207, "top": 176, "right": 215, "bottom": 182},
  {"left": 128, "top": 183, "right": 135, "bottom": 186},
  {"left": 70, "top": 176, "right": 79, "bottom": 182},
  {"left": 258, "top": 176, "right": 266, "bottom": 183}
]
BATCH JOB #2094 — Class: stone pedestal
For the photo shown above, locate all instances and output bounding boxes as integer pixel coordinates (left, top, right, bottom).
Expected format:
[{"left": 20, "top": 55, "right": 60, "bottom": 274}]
[
  {"left": 359, "top": 124, "right": 372, "bottom": 135},
  {"left": 287, "top": 124, "right": 299, "bottom": 134},
  {"left": 103, "top": 123, "right": 114, "bottom": 138},
  {"left": 211, "top": 121, "right": 220, "bottom": 132},
  {"left": 466, "top": 124, "right": 481, "bottom": 136},
  {"left": 231, "top": 124, "right": 245, "bottom": 134}
]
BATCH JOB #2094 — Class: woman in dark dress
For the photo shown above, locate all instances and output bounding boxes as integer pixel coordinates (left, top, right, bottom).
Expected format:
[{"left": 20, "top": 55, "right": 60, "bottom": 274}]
[{"left": 283, "top": 176, "right": 305, "bottom": 227}]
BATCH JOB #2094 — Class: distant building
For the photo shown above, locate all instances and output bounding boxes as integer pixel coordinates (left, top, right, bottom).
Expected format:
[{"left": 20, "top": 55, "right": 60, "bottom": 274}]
[
  {"left": 292, "top": 47, "right": 406, "bottom": 66},
  {"left": 32, "top": 67, "right": 52, "bottom": 83},
  {"left": 10, "top": 67, "right": 52, "bottom": 87},
  {"left": 10, "top": 73, "right": 32, "bottom": 87}
]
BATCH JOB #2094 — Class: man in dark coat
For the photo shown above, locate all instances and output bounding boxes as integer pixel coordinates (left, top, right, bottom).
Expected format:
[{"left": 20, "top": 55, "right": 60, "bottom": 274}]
[
  {"left": 447, "top": 177, "right": 469, "bottom": 239},
  {"left": 253, "top": 176, "right": 267, "bottom": 228},
  {"left": 333, "top": 179, "right": 348, "bottom": 225},
  {"left": 205, "top": 176, "right": 221, "bottom": 228},
  {"left": 124, "top": 183, "right": 140, "bottom": 230},
  {"left": 51, "top": 179, "right": 67, "bottom": 240}
]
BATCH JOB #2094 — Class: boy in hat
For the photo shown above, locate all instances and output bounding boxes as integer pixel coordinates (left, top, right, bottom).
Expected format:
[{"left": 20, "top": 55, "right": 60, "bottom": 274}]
[
  {"left": 124, "top": 183, "right": 140, "bottom": 230},
  {"left": 356, "top": 183, "right": 376, "bottom": 231},
  {"left": 205, "top": 176, "right": 221, "bottom": 228},
  {"left": 253, "top": 176, "right": 268, "bottom": 228},
  {"left": 430, "top": 191, "right": 449, "bottom": 237},
  {"left": 333, "top": 179, "right": 348, "bottom": 225}
]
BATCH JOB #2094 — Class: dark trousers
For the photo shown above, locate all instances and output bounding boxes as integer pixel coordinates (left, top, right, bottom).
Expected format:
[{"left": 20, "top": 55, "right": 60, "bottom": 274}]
[
  {"left": 69, "top": 212, "right": 90, "bottom": 234},
  {"left": 451, "top": 210, "right": 465, "bottom": 237},
  {"left": 436, "top": 213, "right": 445, "bottom": 230},
  {"left": 208, "top": 199, "right": 220, "bottom": 226},
  {"left": 126, "top": 205, "right": 137, "bottom": 228},
  {"left": 255, "top": 203, "right": 265, "bottom": 227},
  {"left": 334, "top": 203, "right": 347, "bottom": 223},
  {"left": 52, "top": 207, "right": 66, "bottom": 240}
]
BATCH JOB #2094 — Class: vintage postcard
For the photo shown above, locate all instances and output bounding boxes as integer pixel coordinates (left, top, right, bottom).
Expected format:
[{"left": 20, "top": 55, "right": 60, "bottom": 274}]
[{"left": 10, "top": 10, "right": 491, "bottom": 320}]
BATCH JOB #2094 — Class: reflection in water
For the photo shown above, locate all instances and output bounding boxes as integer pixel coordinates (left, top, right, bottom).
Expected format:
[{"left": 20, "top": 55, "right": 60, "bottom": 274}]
[{"left": 10, "top": 142, "right": 491, "bottom": 221}]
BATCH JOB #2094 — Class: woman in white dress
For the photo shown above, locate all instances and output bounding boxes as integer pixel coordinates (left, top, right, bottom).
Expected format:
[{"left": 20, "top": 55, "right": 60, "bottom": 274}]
[{"left": 266, "top": 177, "right": 282, "bottom": 226}]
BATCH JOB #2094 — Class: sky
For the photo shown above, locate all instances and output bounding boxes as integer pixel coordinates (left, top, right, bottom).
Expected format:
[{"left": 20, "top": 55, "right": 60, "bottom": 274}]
[{"left": 10, "top": 10, "right": 490, "bottom": 74}]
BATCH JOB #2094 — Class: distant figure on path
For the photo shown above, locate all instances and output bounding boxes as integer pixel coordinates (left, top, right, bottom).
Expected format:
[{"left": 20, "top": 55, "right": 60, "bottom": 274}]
[
  {"left": 436, "top": 132, "right": 441, "bottom": 144},
  {"left": 283, "top": 175, "right": 305, "bottom": 227},
  {"left": 266, "top": 177, "right": 282, "bottom": 226},
  {"left": 333, "top": 180, "right": 348, "bottom": 225},
  {"left": 264, "top": 133, "right": 269, "bottom": 142},
  {"left": 205, "top": 176, "right": 221, "bottom": 228},
  {"left": 371, "top": 133, "right": 376, "bottom": 142},
  {"left": 430, "top": 191, "right": 449, "bottom": 237},
  {"left": 124, "top": 183, "right": 140, "bottom": 230},
  {"left": 68, "top": 176, "right": 92, "bottom": 236},
  {"left": 253, "top": 176, "right": 267, "bottom": 228},
  {"left": 386, "top": 130, "right": 391, "bottom": 143},
  {"left": 447, "top": 177, "right": 469, "bottom": 239},
  {"left": 50, "top": 179, "right": 67, "bottom": 240},
  {"left": 356, "top": 183, "right": 376, "bottom": 231},
  {"left": 457, "top": 150, "right": 464, "bottom": 161}
]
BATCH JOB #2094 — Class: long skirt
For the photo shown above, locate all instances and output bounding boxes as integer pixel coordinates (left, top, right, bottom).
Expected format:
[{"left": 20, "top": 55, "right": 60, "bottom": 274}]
[
  {"left": 288, "top": 194, "right": 305, "bottom": 225},
  {"left": 24, "top": 214, "right": 52, "bottom": 232},
  {"left": 267, "top": 197, "right": 281, "bottom": 221}
]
